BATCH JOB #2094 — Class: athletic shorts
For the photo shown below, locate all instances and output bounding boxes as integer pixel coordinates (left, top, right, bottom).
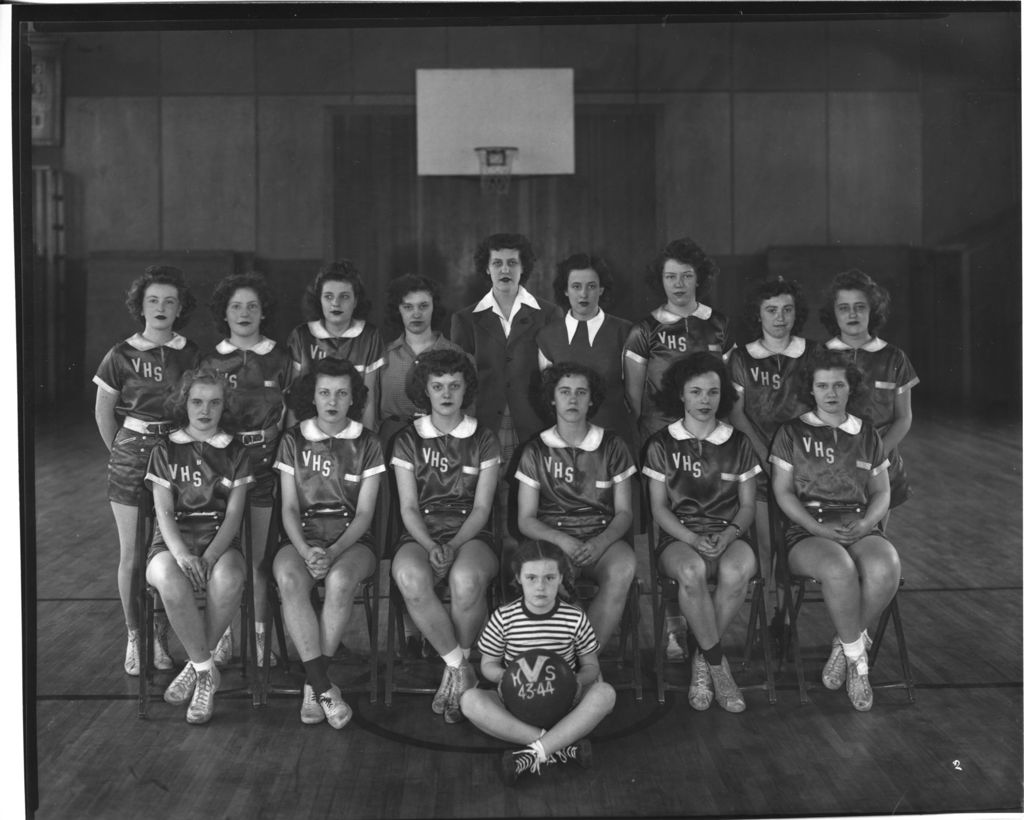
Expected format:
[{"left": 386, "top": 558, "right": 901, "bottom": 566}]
[
  {"left": 784, "top": 506, "right": 884, "bottom": 553},
  {"left": 107, "top": 426, "right": 166, "bottom": 505},
  {"left": 394, "top": 510, "right": 494, "bottom": 562},
  {"left": 280, "top": 512, "right": 376, "bottom": 556},
  {"left": 242, "top": 437, "right": 278, "bottom": 508},
  {"left": 656, "top": 517, "right": 729, "bottom": 558},
  {"left": 147, "top": 516, "right": 238, "bottom": 564},
  {"left": 539, "top": 512, "right": 609, "bottom": 544}
]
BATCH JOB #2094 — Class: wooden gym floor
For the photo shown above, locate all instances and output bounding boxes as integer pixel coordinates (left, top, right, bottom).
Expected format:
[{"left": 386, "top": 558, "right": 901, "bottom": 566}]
[{"left": 29, "top": 405, "right": 1022, "bottom": 819}]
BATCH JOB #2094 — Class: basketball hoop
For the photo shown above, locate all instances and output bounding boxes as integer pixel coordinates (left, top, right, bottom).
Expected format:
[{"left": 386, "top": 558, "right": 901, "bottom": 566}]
[{"left": 475, "top": 146, "right": 518, "bottom": 195}]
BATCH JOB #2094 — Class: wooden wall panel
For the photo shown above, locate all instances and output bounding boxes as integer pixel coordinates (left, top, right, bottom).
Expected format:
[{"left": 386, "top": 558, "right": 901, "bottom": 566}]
[
  {"left": 920, "top": 11, "right": 1021, "bottom": 91},
  {"left": 539, "top": 25, "right": 637, "bottom": 92},
  {"left": 732, "top": 21, "right": 827, "bottom": 90},
  {"left": 161, "top": 97, "right": 256, "bottom": 251},
  {"left": 349, "top": 28, "right": 447, "bottom": 93},
  {"left": 649, "top": 93, "right": 732, "bottom": 257},
  {"left": 62, "top": 98, "right": 160, "bottom": 256},
  {"left": 258, "top": 96, "right": 347, "bottom": 259},
  {"left": 733, "top": 93, "right": 827, "bottom": 252},
  {"left": 827, "top": 19, "right": 921, "bottom": 91},
  {"left": 447, "top": 25, "right": 543, "bottom": 67},
  {"left": 637, "top": 22, "right": 731, "bottom": 91},
  {"left": 159, "top": 30, "right": 255, "bottom": 94},
  {"left": 62, "top": 31, "right": 162, "bottom": 97},
  {"left": 829, "top": 92, "right": 922, "bottom": 246},
  {"left": 255, "top": 29, "right": 353, "bottom": 94}
]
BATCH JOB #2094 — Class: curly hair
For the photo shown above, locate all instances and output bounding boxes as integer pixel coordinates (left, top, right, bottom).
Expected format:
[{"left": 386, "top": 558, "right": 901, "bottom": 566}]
[
  {"left": 301, "top": 261, "right": 371, "bottom": 322},
  {"left": 385, "top": 274, "right": 446, "bottom": 335},
  {"left": 798, "top": 349, "right": 866, "bottom": 409},
  {"left": 653, "top": 351, "right": 737, "bottom": 420},
  {"left": 209, "top": 272, "right": 277, "bottom": 338},
  {"left": 645, "top": 238, "right": 718, "bottom": 298},
  {"left": 164, "top": 367, "right": 238, "bottom": 433},
  {"left": 124, "top": 265, "right": 196, "bottom": 330},
  {"left": 287, "top": 358, "right": 368, "bottom": 422},
  {"left": 818, "top": 268, "right": 891, "bottom": 337},
  {"left": 539, "top": 361, "right": 606, "bottom": 422},
  {"left": 510, "top": 539, "right": 571, "bottom": 584},
  {"left": 473, "top": 233, "right": 537, "bottom": 285},
  {"left": 406, "top": 348, "right": 478, "bottom": 413},
  {"left": 552, "top": 253, "right": 613, "bottom": 311},
  {"left": 747, "top": 276, "right": 809, "bottom": 338}
]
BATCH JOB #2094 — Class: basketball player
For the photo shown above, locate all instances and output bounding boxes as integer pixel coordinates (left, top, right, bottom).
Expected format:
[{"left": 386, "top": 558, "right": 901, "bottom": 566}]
[{"left": 94, "top": 264, "right": 200, "bottom": 676}]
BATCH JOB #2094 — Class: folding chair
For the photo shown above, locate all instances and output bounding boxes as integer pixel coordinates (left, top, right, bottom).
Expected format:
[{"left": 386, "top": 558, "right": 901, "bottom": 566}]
[
  {"left": 135, "top": 490, "right": 261, "bottom": 718},
  {"left": 645, "top": 484, "right": 777, "bottom": 706},
  {"left": 766, "top": 490, "right": 915, "bottom": 705},
  {"left": 260, "top": 498, "right": 381, "bottom": 706}
]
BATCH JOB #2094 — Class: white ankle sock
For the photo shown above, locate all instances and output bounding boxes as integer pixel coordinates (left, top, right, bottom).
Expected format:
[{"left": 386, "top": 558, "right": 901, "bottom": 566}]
[
  {"left": 193, "top": 656, "right": 215, "bottom": 674},
  {"left": 255, "top": 621, "right": 266, "bottom": 635},
  {"left": 528, "top": 737, "right": 548, "bottom": 763},
  {"left": 841, "top": 637, "right": 868, "bottom": 674},
  {"left": 441, "top": 648, "right": 463, "bottom": 668}
]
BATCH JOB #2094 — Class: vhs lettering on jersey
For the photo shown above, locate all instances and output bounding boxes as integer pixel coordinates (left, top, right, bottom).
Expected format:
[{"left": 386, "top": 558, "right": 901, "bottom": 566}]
[
  {"left": 656, "top": 331, "right": 687, "bottom": 352},
  {"left": 748, "top": 365, "right": 782, "bottom": 390},
  {"left": 226, "top": 372, "right": 238, "bottom": 388},
  {"left": 801, "top": 436, "right": 835, "bottom": 464},
  {"left": 301, "top": 450, "right": 333, "bottom": 477},
  {"left": 671, "top": 452, "right": 702, "bottom": 477},
  {"left": 421, "top": 447, "right": 450, "bottom": 472},
  {"left": 542, "top": 456, "right": 575, "bottom": 484},
  {"left": 130, "top": 357, "right": 163, "bottom": 381},
  {"left": 168, "top": 463, "right": 204, "bottom": 487}
]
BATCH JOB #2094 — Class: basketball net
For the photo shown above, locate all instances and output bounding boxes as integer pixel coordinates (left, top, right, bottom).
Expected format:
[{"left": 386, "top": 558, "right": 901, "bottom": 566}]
[{"left": 475, "top": 147, "right": 517, "bottom": 196}]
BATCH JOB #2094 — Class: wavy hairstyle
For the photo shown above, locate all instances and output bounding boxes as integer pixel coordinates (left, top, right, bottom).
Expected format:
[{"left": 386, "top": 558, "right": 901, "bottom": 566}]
[
  {"left": 798, "top": 349, "right": 866, "bottom": 409},
  {"left": 164, "top": 367, "right": 239, "bottom": 432},
  {"left": 407, "top": 348, "right": 478, "bottom": 413},
  {"left": 124, "top": 265, "right": 196, "bottom": 330},
  {"left": 645, "top": 238, "right": 718, "bottom": 298},
  {"left": 287, "top": 357, "right": 368, "bottom": 422},
  {"left": 209, "top": 272, "right": 278, "bottom": 338},
  {"left": 552, "top": 252, "right": 614, "bottom": 311},
  {"left": 301, "top": 260, "right": 372, "bottom": 322},
  {"left": 818, "top": 268, "right": 891, "bottom": 337},
  {"left": 539, "top": 360, "right": 606, "bottom": 422},
  {"left": 746, "top": 275, "right": 809, "bottom": 338},
  {"left": 653, "top": 350, "right": 737, "bottom": 420},
  {"left": 473, "top": 233, "right": 537, "bottom": 285},
  {"left": 385, "top": 274, "right": 446, "bottom": 335}
]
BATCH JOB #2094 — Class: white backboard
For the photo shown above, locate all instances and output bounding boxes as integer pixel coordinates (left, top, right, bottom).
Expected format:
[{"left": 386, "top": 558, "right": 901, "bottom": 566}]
[{"left": 416, "top": 68, "right": 575, "bottom": 176}]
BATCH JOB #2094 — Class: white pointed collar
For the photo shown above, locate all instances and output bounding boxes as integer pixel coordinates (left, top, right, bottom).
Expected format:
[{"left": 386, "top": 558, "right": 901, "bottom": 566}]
[
  {"left": 746, "top": 336, "right": 807, "bottom": 360},
  {"left": 667, "top": 419, "right": 733, "bottom": 445},
  {"left": 300, "top": 417, "right": 363, "bottom": 441},
  {"left": 564, "top": 309, "right": 606, "bottom": 345},
  {"left": 216, "top": 337, "right": 277, "bottom": 355},
  {"left": 414, "top": 414, "right": 478, "bottom": 439},
  {"left": 169, "top": 428, "right": 233, "bottom": 448},
  {"left": 309, "top": 319, "right": 365, "bottom": 340},
  {"left": 825, "top": 336, "right": 887, "bottom": 353},
  {"left": 652, "top": 303, "right": 712, "bottom": 324},
  {"left": 473, "top": 286, "right": 540, "bottom": 313},
  {"left": 800, "top": 411, "right": 863, "bottom": 435},
  {"left": 539, "top": 424, "right": 605, "bottom": 451},
  {"left": 127, "top": 332, "right": 188, "bottom": 351}
]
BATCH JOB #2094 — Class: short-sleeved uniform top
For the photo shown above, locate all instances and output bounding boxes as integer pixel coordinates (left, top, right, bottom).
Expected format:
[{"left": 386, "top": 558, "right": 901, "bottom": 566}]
[
  {"left": 93, "top": 333, "right": 201, "bottom": 422},
  {"left": 273, "top": 418, "right": 386, "bottom": 517},
  {"left": 476, "top": 597, "right": 600, "bottom": 671},
  {"left": 201, "top": 337, "right": 294, "bottom": 433},
  {"left": 145, "top": 429, "right": 255, "bottom": 515},
  {"left": 286, "top": 319, "right": 385, "bottom": 380},
  {"left": 390, "top": 415, "right": 501, "bottom": 516},
  {"left": 769, "top": 412, "right": 889, "bottom": 510},
  {"left": 514, "top": 425, "right": 636, "bottom": 528},
  {"left": 536, "top": 311, "right": 634, "bottom": 448},
  {"left": 623, "top": 305, "right": 732, "bottom": 441},
  {"left": 642, "top": 420, "right": 761, "bottom": 550},
  {"left": 824, "top": 336, "right": 918, "bottom": 507}
]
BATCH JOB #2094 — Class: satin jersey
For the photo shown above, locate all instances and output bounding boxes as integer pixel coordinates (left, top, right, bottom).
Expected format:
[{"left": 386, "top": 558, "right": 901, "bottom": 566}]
[
  {"left": 824, "top": 337, "right": 919, "bottom": 435},
  {"left": 201, "top": 337, "right": 294, "bottom": 431},
  {"left": 144, "top": 429, "right": 254, "bottom": 514},
  {"left": 94, "top": 333, "right": 200, "bottom": 421},
  {"left": 730, "top": 336, "right": 817, "bottom": 446},
  {"left": 286, "top": 319, "right": 385, "bottom": 379}
]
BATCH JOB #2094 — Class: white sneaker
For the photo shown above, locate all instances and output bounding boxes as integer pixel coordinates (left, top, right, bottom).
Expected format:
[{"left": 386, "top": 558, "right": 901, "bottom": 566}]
[
  {"left": 256, "top": 630, "right": 277, "bottom": 668},
  {"left": 124, "top": 630, "right": 140, "bottom": 677},
  {"left": 153, "top": 618, "right": 174, "bottom": 671},
  {"left": 318, "top": 685, "right": 353, "bottom": 730},
  {"left": 186, "top": 666, "right": 221, "bottom": 725},
  {"left": 688, "top": 652, "right": 713, "bottom": 711},
  {"left": 300, "top": 683, "right": 325, "bottom": 725},
  {"left": 212, "top": 627, "right": 233, "bottom": 666},
  {"left": 164, "top": 662, "right": 198, "bottom": 706}
]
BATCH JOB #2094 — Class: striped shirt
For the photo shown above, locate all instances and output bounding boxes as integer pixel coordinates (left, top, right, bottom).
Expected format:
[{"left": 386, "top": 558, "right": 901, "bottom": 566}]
[{"left": 476, "top": 598, "right": 600, "bottom": 671}]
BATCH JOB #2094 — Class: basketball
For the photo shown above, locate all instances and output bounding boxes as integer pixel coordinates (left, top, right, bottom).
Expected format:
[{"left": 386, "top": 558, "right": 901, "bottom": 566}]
[{"left": 499, "top": 650, "right": 577, "bottom": 729}]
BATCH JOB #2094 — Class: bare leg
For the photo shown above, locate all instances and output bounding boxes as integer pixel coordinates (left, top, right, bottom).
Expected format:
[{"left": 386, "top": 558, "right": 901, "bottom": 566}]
[
  {"left": 448, "top": 540, "right": 499, "bottom": 650},
  {"left": 111, "top": 502, "right": 141, "bottom": 629},
  {"left": 320, "top": 545, "right": 377, "bottom": 657},
  {"left": 711, "top": 539, "right": 756, "bottom": 639},
  {"left": 203, "top": 551, "right": 246, "bottom": 650},
  {"left": 660, "top": 543, "right": 719, "bottom": 649},
  {"left": 146, "top": 553, "right": 209, "bottom": 663},
  {"left": 579, "top": 541, "right": 636, "bottom": 652},
  {"left": 848, "top": 536, "right": 901, "bottom": 628},
  {"left": 788, "top": 537, "right": 861, "bottom": 642},
  {"left": 249, "top": 504, "right": 274, "bottom": 623},
  {"left": 273, "top": 544, "right": 321, "bottom": 661},
  {"left": 392, "top": 543, "right": 457, "bottom": 656}
]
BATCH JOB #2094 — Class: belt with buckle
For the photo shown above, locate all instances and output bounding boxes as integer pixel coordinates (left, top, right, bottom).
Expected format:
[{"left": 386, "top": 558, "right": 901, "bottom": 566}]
[
  {"left": 239, "top": 426, "right": 277, "bottom": 447},
  {"left": 304, "top": 508, "right": 350, "bottom": 519},
  {"left": 174, "top": 511, "right": 223, "bottom": 522},
  {"left": 123, "top": 417, "right": 174, "bottom": 436}
]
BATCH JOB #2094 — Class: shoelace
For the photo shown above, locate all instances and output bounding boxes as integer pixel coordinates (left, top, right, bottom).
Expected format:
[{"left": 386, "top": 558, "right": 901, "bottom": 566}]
[
  {"left": 192, "top": 674, "right": 213, "bottom": 711},
  {"left": 515, "top": 751, "right": 542, "bottom": 776},
  {"left": 692, "top": 657, "right": 711, "bottom": 691},
  {"left": 548, "top": 747, "right": 577, "bottom": 764}
]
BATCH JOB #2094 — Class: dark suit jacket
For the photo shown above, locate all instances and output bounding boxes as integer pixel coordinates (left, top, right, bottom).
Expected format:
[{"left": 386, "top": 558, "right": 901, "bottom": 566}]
[{"left": 451, "top": 294, "right": 563, "bottom": 443}]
